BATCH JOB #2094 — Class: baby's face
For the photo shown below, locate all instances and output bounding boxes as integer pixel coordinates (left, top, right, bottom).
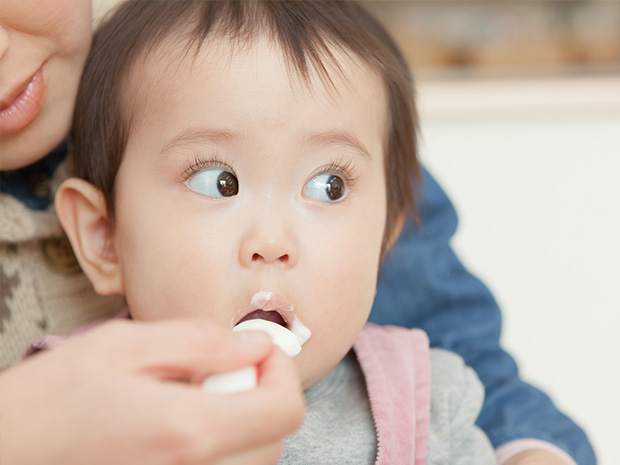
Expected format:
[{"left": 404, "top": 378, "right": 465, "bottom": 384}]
[
  {"left": 112, "top": 38, "right": 388, "bottom": 389},
  {"left": 0, "top": 0, "right": 92, "bottom": 169}
]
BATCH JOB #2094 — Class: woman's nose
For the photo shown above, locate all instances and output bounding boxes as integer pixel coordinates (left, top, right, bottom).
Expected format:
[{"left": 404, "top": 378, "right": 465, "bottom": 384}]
[{"left": 0, "top": 26, "right": 9, "bottom": 60}]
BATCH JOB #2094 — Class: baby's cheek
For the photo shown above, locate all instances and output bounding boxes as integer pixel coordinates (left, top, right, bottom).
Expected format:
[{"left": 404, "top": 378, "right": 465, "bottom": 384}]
[{"left": 120, "top": 254, "right": 175, "bottom": 320}]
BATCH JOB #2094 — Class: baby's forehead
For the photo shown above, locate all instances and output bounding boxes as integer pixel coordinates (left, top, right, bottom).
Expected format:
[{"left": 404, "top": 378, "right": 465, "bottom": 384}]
[
  {"left": 131, "top": 31, "right": 380, "bottom": 85},
  {"left": 123, "top": 33, "right": 388, "bottom": 132}
]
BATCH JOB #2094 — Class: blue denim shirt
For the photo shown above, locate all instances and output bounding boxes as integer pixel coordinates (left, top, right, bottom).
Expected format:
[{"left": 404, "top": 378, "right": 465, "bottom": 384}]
[{"left": 371, "top": 168, "right": 596, "bottom": 464}]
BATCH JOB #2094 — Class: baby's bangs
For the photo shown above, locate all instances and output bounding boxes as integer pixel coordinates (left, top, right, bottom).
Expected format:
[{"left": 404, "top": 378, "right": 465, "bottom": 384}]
[{"left": 178, "top": 0, "right": 356, "bottom": 90}]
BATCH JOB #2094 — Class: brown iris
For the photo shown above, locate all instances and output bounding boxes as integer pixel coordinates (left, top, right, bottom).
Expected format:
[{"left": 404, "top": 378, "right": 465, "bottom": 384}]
[
  {"left": 217, "top": 172, "right": 238, "bottom": 197},
  {"left": 325, "top": 175, "right": 344, "bottom": 201}
]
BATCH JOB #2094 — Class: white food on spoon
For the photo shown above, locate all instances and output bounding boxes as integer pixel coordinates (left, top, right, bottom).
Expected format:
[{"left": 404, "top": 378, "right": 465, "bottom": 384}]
[
  {"left": 202, "top": 317, "right": 311, "bottom": 394},
  {"left": 234, "top": 319, "right": 302, "bottom": 357},
  {"left": 200, "top": 366, "right": 257, "bottom": 394}
]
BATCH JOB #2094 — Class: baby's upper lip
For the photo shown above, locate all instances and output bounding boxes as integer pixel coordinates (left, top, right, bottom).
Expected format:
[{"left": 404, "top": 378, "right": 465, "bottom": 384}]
[
  {"left": 0, "top": 67, "right": 41, "bottom": 109},
  {"left": 235, "top": 291, "right": 294, "bottom": 328}
]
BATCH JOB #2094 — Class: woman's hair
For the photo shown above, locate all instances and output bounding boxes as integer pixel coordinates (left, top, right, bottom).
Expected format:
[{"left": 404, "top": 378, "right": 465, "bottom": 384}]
[{"left": 72, "top": 0, "right": 420, "bottom": 255}]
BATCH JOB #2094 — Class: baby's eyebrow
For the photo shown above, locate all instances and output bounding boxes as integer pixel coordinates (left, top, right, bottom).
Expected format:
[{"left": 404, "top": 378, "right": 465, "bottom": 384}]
[
  {"left": 303, "top": 130, "right": 372, "bottom": 161},
  {"left": 159, "top": 127, "right": 372, "bottom": 160},
  {"left": 160, "top": 128, "right": 237, "bottom": 154}
]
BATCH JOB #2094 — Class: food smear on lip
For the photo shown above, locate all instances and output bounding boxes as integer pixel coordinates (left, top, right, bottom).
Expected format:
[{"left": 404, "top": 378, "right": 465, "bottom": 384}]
[{"left": 249, "top": 290, "right": 273, "bottom": 308}]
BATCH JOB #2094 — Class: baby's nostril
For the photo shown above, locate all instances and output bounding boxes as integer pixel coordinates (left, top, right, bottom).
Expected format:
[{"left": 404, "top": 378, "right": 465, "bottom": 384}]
[{"left": 251, "top": 253, "right": 289, "bottom": 262}]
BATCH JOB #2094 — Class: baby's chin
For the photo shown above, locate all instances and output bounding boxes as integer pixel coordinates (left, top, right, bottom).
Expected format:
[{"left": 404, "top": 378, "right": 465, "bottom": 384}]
[{"left": 296, "top": 345, "right": 353, "bottom": 391}]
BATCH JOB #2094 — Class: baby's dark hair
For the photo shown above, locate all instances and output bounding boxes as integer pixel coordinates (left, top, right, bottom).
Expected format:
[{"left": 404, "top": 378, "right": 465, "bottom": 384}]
[{"left": 72, "top": 0, "right": 420, "bottom": 255}]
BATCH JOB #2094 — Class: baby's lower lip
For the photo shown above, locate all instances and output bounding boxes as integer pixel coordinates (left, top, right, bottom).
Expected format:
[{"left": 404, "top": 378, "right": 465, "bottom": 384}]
[{"left": 0, "top": 67, "right": 46, "bottom": 135}]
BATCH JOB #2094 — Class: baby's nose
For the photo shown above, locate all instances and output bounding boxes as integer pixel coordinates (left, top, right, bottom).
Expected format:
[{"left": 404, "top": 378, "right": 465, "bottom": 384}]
[{"left": 238, "top": 226, "right": 298, "bottom": 269}]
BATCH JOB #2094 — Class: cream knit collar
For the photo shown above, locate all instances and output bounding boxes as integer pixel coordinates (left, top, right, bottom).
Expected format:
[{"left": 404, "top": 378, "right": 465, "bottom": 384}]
[{"left": 0, "top": 158, "right": 73, "bottom": 244}]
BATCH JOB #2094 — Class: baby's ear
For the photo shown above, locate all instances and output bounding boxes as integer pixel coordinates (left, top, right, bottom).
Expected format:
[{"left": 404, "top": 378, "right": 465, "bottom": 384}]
[{"left": 55, "top": 178, "right": 124, "bottom": 296}]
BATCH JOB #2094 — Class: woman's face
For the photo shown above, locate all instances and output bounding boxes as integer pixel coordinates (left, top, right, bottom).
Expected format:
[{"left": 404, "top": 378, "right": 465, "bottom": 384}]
[{"left": 0, "top": 0, "right": 92, "bottom": 169}]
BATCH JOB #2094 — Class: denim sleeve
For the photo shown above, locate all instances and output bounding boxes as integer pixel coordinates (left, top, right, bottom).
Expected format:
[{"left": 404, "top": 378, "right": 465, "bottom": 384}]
[{"left": 370, "top": 168, "right": 596, "bottom": 465}]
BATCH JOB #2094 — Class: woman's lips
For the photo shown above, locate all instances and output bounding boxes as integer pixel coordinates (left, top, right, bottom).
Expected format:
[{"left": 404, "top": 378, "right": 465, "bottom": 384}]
[{"left": 0, "top": 67, "right": 46, "bottom": 134}]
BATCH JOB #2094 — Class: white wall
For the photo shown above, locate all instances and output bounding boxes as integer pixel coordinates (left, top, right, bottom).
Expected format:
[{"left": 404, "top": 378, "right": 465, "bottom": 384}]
[{"left": 417, "top": 74, "right": 620, "bottom": 464}]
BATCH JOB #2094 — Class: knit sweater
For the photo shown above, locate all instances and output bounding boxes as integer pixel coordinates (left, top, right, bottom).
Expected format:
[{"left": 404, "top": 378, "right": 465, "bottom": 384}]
[{"left": 0, "top": 156, "right": 126, "bottom": 370}]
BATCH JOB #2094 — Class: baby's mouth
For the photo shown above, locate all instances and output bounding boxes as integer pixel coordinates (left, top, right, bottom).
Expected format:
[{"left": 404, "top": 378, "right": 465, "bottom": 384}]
[
  {"left": 234, "top": 291, "right": 312, "bottom": 348},
  {"left": 237, "top": 309, "right": 288, "bottom": 328}
]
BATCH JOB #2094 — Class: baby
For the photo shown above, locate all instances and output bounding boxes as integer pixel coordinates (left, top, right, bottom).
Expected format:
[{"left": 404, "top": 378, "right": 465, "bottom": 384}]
[{"left": 35, "top": 1, "right": 495, "bottom": 462}]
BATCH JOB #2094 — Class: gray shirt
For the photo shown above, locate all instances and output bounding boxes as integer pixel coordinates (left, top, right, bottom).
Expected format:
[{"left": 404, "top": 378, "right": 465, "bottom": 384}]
[{"left": 279, "top": 349, "right": 495, "bottom": 464}]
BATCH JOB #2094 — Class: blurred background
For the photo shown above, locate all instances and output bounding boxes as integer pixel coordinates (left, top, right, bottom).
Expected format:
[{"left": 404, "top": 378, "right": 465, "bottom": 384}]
[
  {"left": 366, "top": 0, "right": 619, "bottom": 76},
  {"left": 366, "top": 1, "right": 620, "bottom": 464}
]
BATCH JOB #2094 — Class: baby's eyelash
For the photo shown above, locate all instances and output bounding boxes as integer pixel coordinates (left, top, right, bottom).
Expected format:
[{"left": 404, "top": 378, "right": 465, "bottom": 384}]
[
  {"left": 180, "top": 155, "right": 357, "bottom": 185},
  {"left": 180, "top": 155, "right": 233, "bottom": 181},
  {"left": 315, "top": 158, "right": 359, "bottom": 184}
]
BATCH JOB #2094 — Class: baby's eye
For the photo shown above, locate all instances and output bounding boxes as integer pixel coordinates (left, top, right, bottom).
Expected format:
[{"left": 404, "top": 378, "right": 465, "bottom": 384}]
[
  {"left": 303, "top": 173, "right": 346, "bottom": 202},
  {"left": 187, "top": 169, "right": 239, "bottom": 198}
]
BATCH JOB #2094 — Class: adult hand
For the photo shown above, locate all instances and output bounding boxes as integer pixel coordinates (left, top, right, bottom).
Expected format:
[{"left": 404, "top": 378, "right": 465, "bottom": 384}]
[{"left": 0, "top": 318, "right": 304, "bottom": 465}]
